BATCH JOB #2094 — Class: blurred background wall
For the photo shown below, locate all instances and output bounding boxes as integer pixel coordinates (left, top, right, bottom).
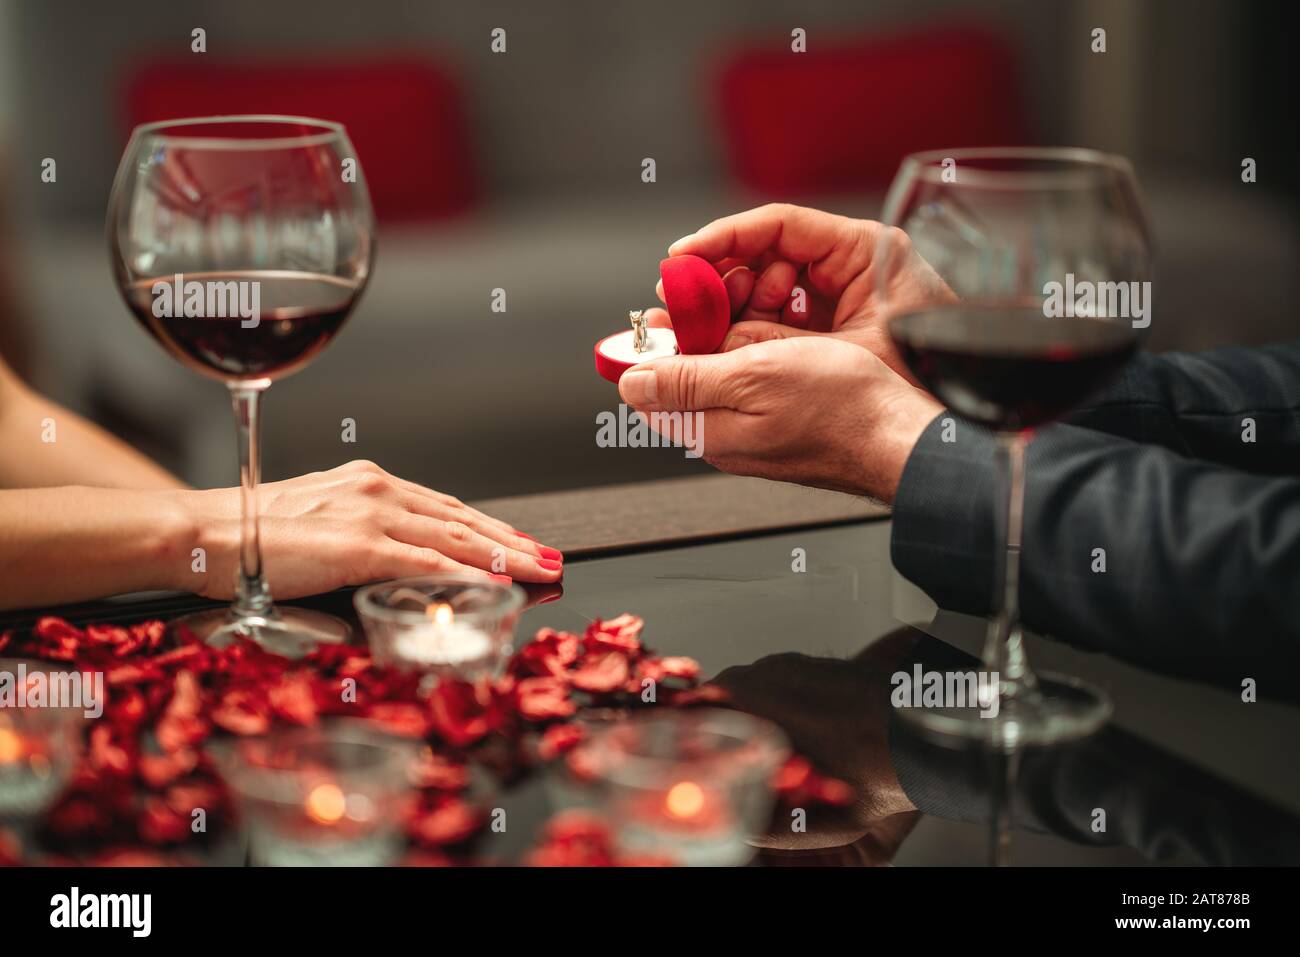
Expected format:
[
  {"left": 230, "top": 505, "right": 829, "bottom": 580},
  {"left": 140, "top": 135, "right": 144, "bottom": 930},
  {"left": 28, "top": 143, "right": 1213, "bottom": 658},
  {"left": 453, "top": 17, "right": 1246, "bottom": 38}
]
[{"left": 0, "top": 0, "right": 1295, "bottom": 497}]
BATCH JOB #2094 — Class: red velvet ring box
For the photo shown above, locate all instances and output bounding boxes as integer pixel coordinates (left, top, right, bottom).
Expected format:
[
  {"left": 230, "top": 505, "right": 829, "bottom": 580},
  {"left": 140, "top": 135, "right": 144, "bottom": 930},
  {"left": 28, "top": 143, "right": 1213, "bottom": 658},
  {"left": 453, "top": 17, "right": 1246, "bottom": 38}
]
[{"left": 594, "top": 255, "right": 730, "bottom": 383}]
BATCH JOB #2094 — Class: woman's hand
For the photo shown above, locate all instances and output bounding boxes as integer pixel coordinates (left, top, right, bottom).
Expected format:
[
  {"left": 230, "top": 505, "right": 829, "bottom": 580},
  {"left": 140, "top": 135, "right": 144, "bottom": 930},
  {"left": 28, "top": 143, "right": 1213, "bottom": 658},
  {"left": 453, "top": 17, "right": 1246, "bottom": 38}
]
[
  {"left": 647, "top": 203, "right": 956, "bottom": 383},
  {"left": 180, "top": 460, "right": 564, "bottom": 601}
]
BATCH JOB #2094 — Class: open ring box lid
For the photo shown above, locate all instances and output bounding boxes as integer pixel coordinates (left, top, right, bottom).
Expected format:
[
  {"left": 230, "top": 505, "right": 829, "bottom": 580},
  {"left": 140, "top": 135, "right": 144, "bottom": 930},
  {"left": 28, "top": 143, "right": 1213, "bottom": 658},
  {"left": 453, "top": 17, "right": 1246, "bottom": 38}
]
[{"left": 594, "top": 255, "right": 730, "bottom": 383}]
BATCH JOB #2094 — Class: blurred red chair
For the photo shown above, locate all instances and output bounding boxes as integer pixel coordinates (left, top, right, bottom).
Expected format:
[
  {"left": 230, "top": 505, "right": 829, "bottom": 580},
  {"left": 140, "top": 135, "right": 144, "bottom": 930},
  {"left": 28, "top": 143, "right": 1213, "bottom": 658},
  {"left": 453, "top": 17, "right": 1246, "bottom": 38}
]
[
  {"left": 715, "top": 24, "right": 1029, "bottom": 195},
  {"left": 122, "top": 56, "right": 479, "bottom": 222}
]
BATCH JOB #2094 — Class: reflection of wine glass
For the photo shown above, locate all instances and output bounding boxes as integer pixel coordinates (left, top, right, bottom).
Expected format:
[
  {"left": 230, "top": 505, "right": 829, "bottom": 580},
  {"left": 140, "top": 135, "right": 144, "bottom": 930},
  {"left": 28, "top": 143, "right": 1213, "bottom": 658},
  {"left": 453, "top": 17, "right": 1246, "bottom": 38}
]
[
  {"left": 108, "top": 116, "right": 375, "bottom": 656},
  {"left": 877, "top": 147, "right": 1151, "bottom": 861}
]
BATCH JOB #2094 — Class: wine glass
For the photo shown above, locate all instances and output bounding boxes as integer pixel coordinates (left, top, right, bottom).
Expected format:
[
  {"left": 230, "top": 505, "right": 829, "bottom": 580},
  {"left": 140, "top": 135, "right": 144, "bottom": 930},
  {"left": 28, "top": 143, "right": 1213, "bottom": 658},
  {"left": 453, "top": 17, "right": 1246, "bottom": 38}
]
[
  {"left": 877, "top": 147, "right": 1151, "bottom": 860},
  {"left": 108, "top": 116, "right": 375, "bottom": 656}
]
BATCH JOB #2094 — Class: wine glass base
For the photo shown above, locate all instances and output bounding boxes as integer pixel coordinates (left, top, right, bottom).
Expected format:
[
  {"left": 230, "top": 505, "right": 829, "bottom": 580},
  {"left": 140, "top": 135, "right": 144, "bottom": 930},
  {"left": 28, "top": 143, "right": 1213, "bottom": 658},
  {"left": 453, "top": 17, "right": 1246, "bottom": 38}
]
[
  {"left": 897, "top": 671, "right": 1112, "bottom": 751},
  {"left": 171, "top": 606, "right": 351, "bottom": 659}
]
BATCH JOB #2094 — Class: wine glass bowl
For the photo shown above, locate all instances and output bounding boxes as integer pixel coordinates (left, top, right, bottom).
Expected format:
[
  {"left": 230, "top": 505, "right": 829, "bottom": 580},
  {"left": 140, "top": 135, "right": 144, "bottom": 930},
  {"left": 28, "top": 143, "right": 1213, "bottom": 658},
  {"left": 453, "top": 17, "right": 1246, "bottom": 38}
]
[{"left": 108, "top": 116, "right": 375, "bottom": 656}]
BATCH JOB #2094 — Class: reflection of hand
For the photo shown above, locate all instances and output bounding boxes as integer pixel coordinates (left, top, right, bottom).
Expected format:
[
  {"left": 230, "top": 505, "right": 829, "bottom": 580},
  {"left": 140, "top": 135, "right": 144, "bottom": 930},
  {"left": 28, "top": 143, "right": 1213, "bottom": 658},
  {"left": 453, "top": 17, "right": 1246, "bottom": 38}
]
[
  {"left": 709, "top": 631, "right": 922, "bottom": 854},
  {"left": 618, "top": 337, "right": 940, "bottom": 502},
  {"left": 755, "top": 814, "right": 922, "bottom": 865},
  {"left": 652, "top": 203, "right": 956, "bottom": 382},
  {"left": 180, "top": 460, "right": 564, "bottom": 600}
]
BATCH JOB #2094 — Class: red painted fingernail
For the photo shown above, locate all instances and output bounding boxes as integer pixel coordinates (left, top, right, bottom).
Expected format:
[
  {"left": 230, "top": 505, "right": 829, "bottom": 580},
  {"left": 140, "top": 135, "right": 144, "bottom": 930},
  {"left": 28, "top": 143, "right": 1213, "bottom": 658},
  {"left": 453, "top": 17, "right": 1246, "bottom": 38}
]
[
  {"left": 490, "top": 574, "right": 513, "bottom": 584},
  {"left": 537, "top": 558, "right": 563, "bottom": 572},
  {"left": 516, "top": 532, "right": 537, "bottom": 542},
  {"left": 538, "top": 545, "right": 564, "bottom": 561}
]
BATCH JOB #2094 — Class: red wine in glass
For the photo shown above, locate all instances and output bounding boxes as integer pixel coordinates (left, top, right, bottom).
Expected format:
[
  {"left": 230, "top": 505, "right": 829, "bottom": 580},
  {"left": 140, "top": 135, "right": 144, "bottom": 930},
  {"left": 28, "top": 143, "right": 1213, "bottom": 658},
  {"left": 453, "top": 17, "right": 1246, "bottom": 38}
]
[
  {"left": 124, "top": 271, "right": 359, "bottom": 383},
  {"left": 890, "top": 306, "right": 1139, "bottom": 431}
]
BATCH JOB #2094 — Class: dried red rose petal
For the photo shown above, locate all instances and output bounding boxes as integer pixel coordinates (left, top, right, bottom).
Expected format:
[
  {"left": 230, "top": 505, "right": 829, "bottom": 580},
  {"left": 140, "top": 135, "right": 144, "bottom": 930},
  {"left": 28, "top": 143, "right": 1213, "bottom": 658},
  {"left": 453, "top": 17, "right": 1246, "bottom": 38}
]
[
  {"left": 139, "top": 749, "right": 199, "bottom": 789},
  {"left": 638, "top": 655, "right": 701, "bottom": 683},
  {"left": 267, "top": 674, "right": 318, "bottom": 726},
  {"left": 585, "top": 615, "right": 644, "bottom": 655},
  {"left": 210, "top": 688, "right": 272, "bottom": 736},
  {"left": 428, "top": 680, "right": 500, "bottom": 748},
  {"left": 664, "top": 684, "right": 731, "bottom": 707},
  {"left": 538, "top": 722, "right": 585, "bottom": 761},
  {"left": 773, "top": 755, "right": 813, "bottom": 795},
  {"left": 515, "top": 628, "right": 580, "bottom": 678},
  {"left": 156, "top": 671, "right": 210, "bottom": 752},
  {"left": 408, "top": 795, "right": 485, "bottom": 847},
  {"left": 139, "top": 797, "right": 192, "bottom": 845},
  {"left": 525, "top": 810, "right": 616, "bottom": 867},
  {"left": 367, "top": 701, "right": 430, "bottom": 739},
  {"left": 514, "top": 676, "right": 576, "bottom": 721},
  {"left": 569, "top": 651, "right": 630, "bottom": 694},
  {"left": 0, "top": 828, "right": 21, "bottom": 866},
  {"left": 89, "top": 724, "right": 136, "bottom": 776},
  {"left": 409, "top": 748, "right": 470, "bottom": 791}
]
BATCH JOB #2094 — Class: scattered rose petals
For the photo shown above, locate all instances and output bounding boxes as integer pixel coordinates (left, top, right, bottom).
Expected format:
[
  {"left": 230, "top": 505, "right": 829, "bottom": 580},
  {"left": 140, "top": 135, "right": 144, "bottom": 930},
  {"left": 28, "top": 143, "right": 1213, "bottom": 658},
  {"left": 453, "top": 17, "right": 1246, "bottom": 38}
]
[{"left": 2, "top": 611, "right": 835, "bottom": 867}]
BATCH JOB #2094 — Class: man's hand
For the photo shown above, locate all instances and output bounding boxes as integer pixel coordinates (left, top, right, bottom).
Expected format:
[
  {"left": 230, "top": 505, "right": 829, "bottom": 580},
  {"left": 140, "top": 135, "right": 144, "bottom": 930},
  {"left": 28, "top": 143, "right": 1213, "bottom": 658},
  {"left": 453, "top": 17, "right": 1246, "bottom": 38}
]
[
  {"left": 648, "top": 203, "right": 956, "bottom": 382},
  {"left": 617, "top": 337, "right": 940, "bottom": 503}
]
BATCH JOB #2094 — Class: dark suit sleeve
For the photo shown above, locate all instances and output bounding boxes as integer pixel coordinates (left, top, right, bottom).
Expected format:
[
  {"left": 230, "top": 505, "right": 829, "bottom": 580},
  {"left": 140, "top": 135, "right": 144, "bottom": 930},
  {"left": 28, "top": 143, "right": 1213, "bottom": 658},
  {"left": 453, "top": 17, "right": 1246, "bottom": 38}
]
[
  {"left": 1065, "top": 342, "right": 1300, "bottom": 473},
  {"left": 889, "top": 415, "right": 1300, "bottom": 690}
]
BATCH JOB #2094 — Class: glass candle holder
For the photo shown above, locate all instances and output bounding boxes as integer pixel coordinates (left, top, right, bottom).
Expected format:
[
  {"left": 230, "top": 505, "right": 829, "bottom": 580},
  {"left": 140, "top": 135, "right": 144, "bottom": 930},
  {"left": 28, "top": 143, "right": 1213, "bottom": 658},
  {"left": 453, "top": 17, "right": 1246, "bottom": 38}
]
[
  {"left": 211, "top": 721, "right": 415, "bottom": 867},
  {"left": 0, "top": 658, "right": 86, "bottom": 822},
  {"left": 354, "top": 576, "right": 525, "bottom": 681},
  {"left": 586, "top": 708, "right": 790, "bottom": 866}
]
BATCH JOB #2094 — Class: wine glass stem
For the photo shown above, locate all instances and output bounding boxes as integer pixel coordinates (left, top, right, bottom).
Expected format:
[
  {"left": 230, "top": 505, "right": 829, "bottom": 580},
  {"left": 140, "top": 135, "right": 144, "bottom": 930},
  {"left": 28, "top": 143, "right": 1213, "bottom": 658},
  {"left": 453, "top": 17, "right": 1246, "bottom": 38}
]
[
  {"left": 982, "top": 431, "right": 1035, "bottom": 701},
  {"left": 229, "top": 385, "right": 272, "bottom": 620},
  {"left": 988, "top": 746, "right": 1021, "bottom": 866}
]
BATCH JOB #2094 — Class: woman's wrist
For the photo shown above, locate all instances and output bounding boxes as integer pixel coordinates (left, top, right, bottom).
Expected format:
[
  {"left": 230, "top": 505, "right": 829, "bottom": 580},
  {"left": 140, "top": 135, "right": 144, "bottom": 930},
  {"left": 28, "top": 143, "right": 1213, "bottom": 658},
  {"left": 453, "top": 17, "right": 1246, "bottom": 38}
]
[{"left": 162, "top": 487, "right": 238, "bottom": 598}]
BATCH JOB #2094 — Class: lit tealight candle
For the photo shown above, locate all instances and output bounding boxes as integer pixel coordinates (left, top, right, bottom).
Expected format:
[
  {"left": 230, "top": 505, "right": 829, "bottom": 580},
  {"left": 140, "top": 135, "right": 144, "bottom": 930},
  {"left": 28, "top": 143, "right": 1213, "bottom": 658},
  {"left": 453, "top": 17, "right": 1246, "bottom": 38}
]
[
  {"left": 0, "top": 727, "right": 25, "bottom": 765},
  {"left": 304, "top": 783, "right": 347, "bottom": 826},
  {"left": 392, "top": 603, "right": 493, "bottom": 669},
  {"left": 658, "top": 780, "right": 728, "bottom": 833}
]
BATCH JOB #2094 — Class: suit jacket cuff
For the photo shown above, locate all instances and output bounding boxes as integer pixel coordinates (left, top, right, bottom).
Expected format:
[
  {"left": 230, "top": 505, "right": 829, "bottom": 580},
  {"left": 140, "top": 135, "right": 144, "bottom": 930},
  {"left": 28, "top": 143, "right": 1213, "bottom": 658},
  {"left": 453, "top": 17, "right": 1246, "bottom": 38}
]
[{"left": 889, "top": 413, "right": 997, "bottom": 615}]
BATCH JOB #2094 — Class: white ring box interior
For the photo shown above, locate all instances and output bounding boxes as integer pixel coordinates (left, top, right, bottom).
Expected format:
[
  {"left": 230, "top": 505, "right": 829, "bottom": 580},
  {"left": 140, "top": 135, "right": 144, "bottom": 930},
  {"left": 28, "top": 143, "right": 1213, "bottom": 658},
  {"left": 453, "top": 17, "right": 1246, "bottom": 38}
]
[{"left": 598, "top": 327, "right": 680, "bottom": 364}]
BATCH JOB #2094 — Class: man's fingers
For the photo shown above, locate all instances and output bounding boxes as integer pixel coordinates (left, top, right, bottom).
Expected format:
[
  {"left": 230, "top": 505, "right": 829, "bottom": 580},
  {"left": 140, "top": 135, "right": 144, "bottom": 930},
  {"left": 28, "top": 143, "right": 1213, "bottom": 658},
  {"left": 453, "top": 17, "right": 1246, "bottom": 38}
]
[
  {"left": 738, "top": 260, "right": 799, "bottom": 325},
  {"left": 669, "top": 205, "right": 868, "bottom": 283},
  {"left": 619, "top": 352, "right": 741, "bottom": 412},
  {"left": 722, "top": 266, "right": 755, "bottom": 316},
  {"left": 720, "top": 319, "right": 816, "bottom": 352}
]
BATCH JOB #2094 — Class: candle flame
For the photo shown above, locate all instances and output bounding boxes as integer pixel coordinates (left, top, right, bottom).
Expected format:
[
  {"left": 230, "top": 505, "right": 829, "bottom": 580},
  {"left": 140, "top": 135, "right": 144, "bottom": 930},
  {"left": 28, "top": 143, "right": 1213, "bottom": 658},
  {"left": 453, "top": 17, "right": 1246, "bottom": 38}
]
[
  {"left": 665, "top": 781, "right": 706, "bottom": 820},
  {"left": 305, "top": 783, "right": 347, "bottom": 825},
  {"left": 427, "top": 602, "right": 454, "bottom": 626},
  {"left": 0, "top": 727, "right": 22, "bottom": 763}
]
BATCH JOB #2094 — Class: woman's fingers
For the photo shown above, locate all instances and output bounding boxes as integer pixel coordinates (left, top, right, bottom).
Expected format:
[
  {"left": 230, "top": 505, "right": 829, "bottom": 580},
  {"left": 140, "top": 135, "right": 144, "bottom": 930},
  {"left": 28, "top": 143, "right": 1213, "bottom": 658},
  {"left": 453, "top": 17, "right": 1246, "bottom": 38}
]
[
  {"left": 390, "top": 512, "right": 563, "bottom": 583},
  {"left": 385, "top": 473, "right": 562, "bottom": 562},
  {"left": 374, "top": 541, "right": 507, "bottom": 583}
]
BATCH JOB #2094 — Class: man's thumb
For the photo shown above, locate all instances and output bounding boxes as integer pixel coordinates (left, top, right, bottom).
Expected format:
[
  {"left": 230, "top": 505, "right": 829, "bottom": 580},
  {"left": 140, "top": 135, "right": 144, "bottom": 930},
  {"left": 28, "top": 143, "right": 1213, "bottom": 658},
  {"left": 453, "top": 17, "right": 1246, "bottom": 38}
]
[{"left": 619, "top": 354, "right": 735, "bottom": 412}]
